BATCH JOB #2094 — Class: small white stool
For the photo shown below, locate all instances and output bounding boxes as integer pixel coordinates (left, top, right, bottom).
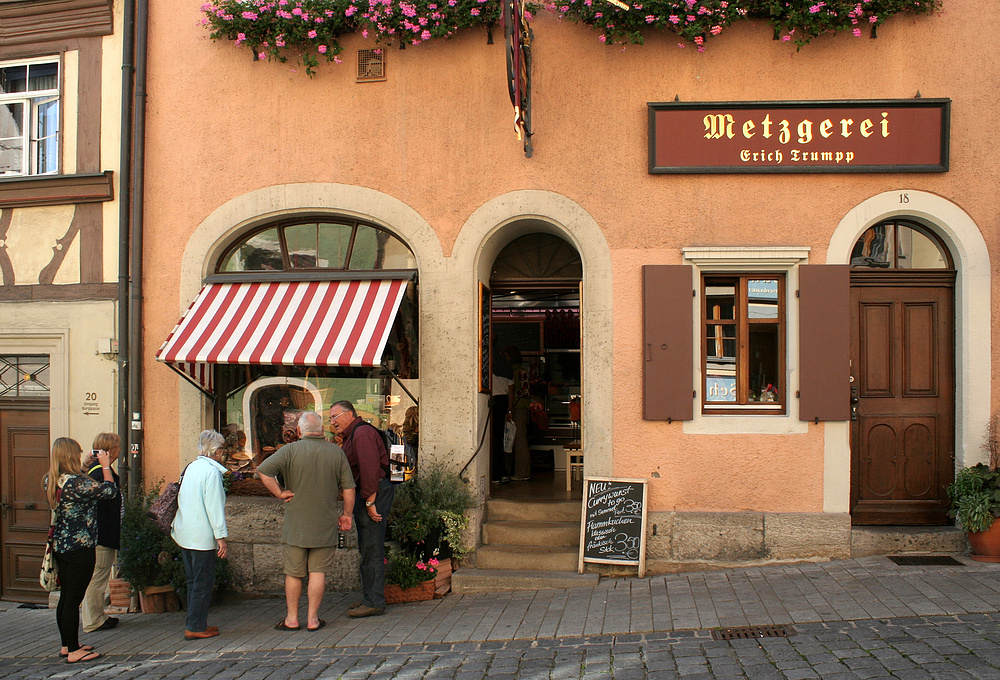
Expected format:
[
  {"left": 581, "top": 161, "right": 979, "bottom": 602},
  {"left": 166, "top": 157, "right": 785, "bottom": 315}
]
[{"left": 566, "top": 447, "right": 583, "bottom": 490}]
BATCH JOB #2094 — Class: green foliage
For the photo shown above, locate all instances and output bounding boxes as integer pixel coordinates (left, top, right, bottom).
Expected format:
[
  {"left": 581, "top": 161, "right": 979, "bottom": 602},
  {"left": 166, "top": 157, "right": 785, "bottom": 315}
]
[
  {"left": 389, "top": 462, "right": 477, "bottom": 556},
  {"left": 201, "top": 0, "right": 518, "bottom": 76},
  {"left": 119, "top": 486, "right": 172, "bottom": 591},
  {"left": 552, "top": 0, "right": 939, "bottom": 51},
  {"left": 384, "top": 551, "right": 438, "bottom": 588},
  {"left": 118, "top": 484, "right": 232, "bottom": 596},
  {"left": 947, "top": 464, "right": 1000, "bottom": 534}
]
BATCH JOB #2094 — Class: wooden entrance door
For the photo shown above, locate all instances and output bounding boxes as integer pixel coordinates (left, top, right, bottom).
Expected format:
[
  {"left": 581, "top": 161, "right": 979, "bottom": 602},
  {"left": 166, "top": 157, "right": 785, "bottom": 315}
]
[
  {"left": 1, "top": 408, "right": 50, "bottom": 602},
  {"left": 850, "top": 272, "right": 954, "bottom": 524}
]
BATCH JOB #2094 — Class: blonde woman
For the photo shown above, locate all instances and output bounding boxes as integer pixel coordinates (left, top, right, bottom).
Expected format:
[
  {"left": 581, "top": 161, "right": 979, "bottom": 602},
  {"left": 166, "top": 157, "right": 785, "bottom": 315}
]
[
  {"left": 44, "top": 437, "right": 116, "bottom": 663},
  {"left": 81, "top": 432, "right": 122, "bottom": 634}
]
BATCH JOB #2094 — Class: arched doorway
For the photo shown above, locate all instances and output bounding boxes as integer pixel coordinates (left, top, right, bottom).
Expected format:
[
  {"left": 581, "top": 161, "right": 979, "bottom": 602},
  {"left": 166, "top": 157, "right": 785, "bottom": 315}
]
[
  {"left": 489, "top": 233, "right": 582, "bottom": 499},
  {"left": 849, "top": 219, "right": 955, "bottom": 524}
]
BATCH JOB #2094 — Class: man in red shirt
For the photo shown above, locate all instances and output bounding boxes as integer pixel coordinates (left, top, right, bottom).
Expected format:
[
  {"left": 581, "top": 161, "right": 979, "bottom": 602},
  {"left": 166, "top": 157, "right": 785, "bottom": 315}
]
[{"left": 329, "top": 400, "right": 395, "bottom": 618}]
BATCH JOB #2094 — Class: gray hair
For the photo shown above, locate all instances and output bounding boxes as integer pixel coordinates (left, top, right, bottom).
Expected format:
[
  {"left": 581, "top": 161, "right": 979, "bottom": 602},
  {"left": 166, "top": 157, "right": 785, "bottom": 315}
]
[
  {"left": 298, "top": 411, "right": 323, "bottom": 434},
  {"left": 198, "top": 429, "right": 226, "bottom": 456}
]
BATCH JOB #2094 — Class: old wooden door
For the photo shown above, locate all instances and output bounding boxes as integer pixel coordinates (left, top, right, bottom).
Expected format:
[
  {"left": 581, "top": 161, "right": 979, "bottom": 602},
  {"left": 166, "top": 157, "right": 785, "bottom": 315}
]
[
  {"left": 850, "top": 271, "right": 955, "bottom": 524},
  {"left": 1, "top": 408, "right": 50, "bottom": 603}
]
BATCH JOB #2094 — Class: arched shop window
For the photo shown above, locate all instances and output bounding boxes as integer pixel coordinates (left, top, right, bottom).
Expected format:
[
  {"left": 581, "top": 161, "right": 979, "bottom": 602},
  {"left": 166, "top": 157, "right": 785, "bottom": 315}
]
[
  {"left": 850, "top": 219, "right": 952, "bottom": 270},
  {"left": 201, "top": 218, "right": 418, "bottom": 473}
]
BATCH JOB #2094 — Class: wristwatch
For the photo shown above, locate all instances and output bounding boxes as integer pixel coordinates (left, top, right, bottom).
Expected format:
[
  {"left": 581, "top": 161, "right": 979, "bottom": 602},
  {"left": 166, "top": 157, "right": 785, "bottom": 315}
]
[{"left": 365, "top": 500, "right": 374, "bottom": 507}]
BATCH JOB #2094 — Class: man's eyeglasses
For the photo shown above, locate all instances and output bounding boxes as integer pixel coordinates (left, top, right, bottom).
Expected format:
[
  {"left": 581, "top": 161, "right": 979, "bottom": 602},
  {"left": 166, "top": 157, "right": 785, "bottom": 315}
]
[{"left": 330, "top": 411, "right": 349, "bottom": 423}]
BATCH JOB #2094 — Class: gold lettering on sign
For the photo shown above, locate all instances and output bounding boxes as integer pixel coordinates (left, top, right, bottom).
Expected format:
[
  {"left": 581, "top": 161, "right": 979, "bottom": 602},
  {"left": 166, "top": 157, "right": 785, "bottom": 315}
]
[
  {"left": 703, "top": 114, "right": 735, "bottom": 139},
  {"left": 708, "top": 112, "right": 892, "bottom": 145}
]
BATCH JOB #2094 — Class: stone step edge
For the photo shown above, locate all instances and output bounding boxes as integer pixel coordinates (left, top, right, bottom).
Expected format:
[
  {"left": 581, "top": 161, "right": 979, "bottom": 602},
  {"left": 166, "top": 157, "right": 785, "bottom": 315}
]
[{"left": 452, "top": 568, "right": 599, "bottom": 593}]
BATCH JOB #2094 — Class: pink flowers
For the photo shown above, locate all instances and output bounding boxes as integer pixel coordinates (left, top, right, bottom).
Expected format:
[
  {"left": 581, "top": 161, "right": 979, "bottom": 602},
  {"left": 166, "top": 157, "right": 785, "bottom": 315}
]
[
  {"left": 318, "top": 44, "right": 327, "bottom": 53},
  {"left": 307, "top": 29, "right": 317, "bottom": 37}
]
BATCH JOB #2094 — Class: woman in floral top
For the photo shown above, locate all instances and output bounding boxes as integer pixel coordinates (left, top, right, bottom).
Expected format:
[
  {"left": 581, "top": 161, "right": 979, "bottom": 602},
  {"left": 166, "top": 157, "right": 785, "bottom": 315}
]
[{"left": 45, "top": 437, "right": 116, "bottom": 663}]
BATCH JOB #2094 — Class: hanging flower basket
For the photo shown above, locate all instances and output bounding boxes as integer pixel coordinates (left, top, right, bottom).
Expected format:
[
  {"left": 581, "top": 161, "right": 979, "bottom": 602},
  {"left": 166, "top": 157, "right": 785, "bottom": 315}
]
[{"left": 384, "top": 578, "right": 436, "bottom": 604}]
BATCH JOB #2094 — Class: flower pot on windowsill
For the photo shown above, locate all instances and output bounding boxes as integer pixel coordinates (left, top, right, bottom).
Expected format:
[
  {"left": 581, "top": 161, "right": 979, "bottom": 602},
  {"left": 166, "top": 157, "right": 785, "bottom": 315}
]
[
  {"left": 384, "top": 579, "right": 436, "bottom": 604},
  {"left": 139, "top": 584, "right": 181, "bottom": 613}
]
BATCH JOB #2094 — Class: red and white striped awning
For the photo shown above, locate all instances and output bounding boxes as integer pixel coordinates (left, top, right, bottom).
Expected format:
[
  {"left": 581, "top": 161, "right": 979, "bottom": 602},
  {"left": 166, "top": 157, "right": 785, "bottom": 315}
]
[{"left": 156, "top": 279, "right": 409, "bottom": 393}]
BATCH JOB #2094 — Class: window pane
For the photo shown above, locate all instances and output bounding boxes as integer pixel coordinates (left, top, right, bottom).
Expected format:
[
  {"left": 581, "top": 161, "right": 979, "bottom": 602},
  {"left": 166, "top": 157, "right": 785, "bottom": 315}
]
[
  {"left": 35, "top": 98, "right": 58, "bottom": 174},
  {"left": 284, "top": 223, "right": 318, "bottom": 268},
  {"left": 705, "top": 281, "right": 735, "bottom": 320},
  {"left": 27, "top": 62, "right": 58, "bottom": 92},
  {"left": 0, "top": 102, "right": 24, "bottom": 175},
  {"left": 349, "top": 225, "right": 414, "bottom": 270},
  {"left": 747, "top": 325, "right": 779, "bottom": 402},
  {"left": 0, "top": 355, "right": 50, "bottom": 397},
  {"left": 705, "top": 323, "right": 736, "bottom": 402},
  {"left": 316, "top": 222, "right": 353, "bottom": 268},
  {"left": 897, "top": 226, "right": 948, "bottom": 269},
  {"left": 747, "top": 279, "right": 778, "bottom": 319},
  {"left": 0, "top": 65, "right": 26, "bottom": 94},
  {"left": 850, "top": 224, "right": 893, "bottom": 268},
  {"left": 220, "top": 228, "right": 283, "bottom": 271}
]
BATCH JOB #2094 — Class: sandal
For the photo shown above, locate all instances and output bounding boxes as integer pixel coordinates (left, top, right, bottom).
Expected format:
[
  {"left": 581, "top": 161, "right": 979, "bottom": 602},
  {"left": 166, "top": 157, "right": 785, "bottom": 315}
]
[
  {"left": 59, "top": 645, "right": 93, "bottom": 658},
  {"left": 273, "top": 620, "right": 300, "bottom": 631},
  {"left": 66, "top": 651, "right": 101, "bottom": 664}
]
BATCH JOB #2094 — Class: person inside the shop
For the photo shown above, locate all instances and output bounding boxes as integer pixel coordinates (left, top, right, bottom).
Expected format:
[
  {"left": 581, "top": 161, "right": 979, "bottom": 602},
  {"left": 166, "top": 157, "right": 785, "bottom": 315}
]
[
  {"left": 505, "top": 346, "right": 532, "bottom": 481},
  {"left": 258, "top": 411, "right": 355, "bottom": 632},
  {"left": 329, "top": 400, "right": 394, "bottom": 618}
]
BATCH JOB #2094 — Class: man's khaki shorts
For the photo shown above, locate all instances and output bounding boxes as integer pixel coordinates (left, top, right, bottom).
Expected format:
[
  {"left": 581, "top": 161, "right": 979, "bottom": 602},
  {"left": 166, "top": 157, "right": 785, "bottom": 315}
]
[{"left": 283, "top": 544, "right": 336, "bottom": 578}]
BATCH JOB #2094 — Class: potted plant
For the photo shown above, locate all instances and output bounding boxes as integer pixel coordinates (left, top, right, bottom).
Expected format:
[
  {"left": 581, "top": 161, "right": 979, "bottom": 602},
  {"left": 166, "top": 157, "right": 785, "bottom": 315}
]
[
  {"left": 947, "top": 415, "right": 1000, "bottom": 562},
  {"left": 118, "top": 487, "right": 179, "bottom": 612},
  {"left": 119, "top": 485, "right": 233, "bottom": 611},
  {"left": 384, "top": 551, "right": 438, "bottom": 604},
  {"left": 388, "top": 462, "right": 477, "bottom": 562}
]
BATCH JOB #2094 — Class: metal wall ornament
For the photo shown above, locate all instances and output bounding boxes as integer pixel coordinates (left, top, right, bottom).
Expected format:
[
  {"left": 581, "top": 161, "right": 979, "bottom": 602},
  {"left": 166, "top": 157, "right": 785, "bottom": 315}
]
[{"left": 501, "top": 0, "right": 533, "bottom": 157}]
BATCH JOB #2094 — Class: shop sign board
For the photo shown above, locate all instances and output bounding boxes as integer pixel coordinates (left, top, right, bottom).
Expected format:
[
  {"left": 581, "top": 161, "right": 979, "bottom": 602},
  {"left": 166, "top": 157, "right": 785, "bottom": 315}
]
[
  {"left": 649, "top": 99, "right": 949, "bottom": 174},
  {"left": 579, "top": 477, "right": 648, "bottom": 577}
]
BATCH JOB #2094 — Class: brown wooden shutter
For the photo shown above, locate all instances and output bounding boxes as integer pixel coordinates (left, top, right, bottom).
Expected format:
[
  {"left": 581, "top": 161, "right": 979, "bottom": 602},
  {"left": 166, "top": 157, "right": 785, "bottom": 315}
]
[
  {"left": 799, "top": 265, "right": 850, "bottom": 421},
  {"left": 643, "top": 265, "right": 693, "bottom": 421}
]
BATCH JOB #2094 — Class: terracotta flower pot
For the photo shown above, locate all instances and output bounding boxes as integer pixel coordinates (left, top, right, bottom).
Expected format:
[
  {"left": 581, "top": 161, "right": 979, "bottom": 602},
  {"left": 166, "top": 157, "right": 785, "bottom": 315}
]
[
  {"left": 139, "top": 584, "right": 181, "bottom": 613},
  {"left": 967, "top": 520, "right": 1000, "bottom": 562},
  {"left": 384, "top": 579, "right": 435, "bottom": 604}
]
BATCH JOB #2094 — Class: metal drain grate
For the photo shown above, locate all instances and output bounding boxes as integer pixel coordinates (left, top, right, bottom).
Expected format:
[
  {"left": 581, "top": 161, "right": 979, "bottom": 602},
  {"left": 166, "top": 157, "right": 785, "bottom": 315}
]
[
  {"left": 711, "top": 625, "right": 796, "bottom": 641},
  {"left": 887, "top": 555, "right": 964, "bottom": 566}
]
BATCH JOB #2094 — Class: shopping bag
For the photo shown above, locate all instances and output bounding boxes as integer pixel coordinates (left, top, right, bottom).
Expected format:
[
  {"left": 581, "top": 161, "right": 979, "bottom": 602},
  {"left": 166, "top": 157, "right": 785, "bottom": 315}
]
[{"left": 503, "top": 419, "right": 516, "bottom": 453}]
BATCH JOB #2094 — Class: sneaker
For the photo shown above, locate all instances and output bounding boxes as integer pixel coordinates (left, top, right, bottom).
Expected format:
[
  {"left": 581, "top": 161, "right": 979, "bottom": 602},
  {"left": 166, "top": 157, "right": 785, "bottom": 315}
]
[{"left": 511, "top": 476, "right": 531, "bottom": 481}]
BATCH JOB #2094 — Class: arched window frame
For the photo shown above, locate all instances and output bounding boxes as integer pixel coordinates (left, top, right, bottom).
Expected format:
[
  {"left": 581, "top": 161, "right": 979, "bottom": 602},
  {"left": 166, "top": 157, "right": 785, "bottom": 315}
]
[
  {"left": 210, "top": 215, "right": 417, "bottom": 281},
  {"left": 850, "top": 218, "right": 954, "bottom": 271}
]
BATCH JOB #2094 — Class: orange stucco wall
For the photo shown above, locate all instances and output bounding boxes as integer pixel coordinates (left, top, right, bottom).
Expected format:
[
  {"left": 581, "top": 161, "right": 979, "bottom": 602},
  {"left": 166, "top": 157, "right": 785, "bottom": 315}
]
[{"left": 142, "top": 2, "right": 999, "bottom": 513}]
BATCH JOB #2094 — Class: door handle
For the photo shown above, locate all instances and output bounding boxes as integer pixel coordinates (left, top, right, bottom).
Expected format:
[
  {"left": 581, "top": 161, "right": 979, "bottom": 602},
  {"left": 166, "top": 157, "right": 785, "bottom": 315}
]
[
  {"left": 24, "top": 502, "right": 35, "bottom": 510},
  {"left": 0, "top": 496, "right": 10, "bottom": 517}
]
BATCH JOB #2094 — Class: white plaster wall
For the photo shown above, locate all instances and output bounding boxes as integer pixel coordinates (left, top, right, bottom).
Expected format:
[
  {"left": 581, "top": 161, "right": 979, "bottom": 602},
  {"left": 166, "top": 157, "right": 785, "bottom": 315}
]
[{"left": 0, "top": 300, "right": 118, "bottom": 446}]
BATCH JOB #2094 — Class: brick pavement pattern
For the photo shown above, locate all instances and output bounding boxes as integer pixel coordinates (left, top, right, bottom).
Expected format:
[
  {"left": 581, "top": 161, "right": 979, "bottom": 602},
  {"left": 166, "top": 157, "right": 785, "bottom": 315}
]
[{"left": 3, "top": 556, "right": 1000, "bottom": 679}]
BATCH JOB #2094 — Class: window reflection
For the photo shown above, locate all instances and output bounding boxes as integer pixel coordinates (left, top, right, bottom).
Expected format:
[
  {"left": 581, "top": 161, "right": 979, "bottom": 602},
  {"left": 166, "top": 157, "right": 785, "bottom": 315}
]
[
  {"left": 747, "top": 279, "right": 778, "bottom": 319},
  {"left": 220, "top": 228, "right": 282, "bottom": 272},
  {"left": 851, "top": 221, "right": 950, "bottom": 269}
]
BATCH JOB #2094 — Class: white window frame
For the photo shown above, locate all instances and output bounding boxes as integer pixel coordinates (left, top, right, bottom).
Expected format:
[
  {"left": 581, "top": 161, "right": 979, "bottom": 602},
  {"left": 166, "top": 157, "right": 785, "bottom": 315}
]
[
  {"left": 0, "top": 56, "right": 60, "bottom": 177},
  {"left": 683, "top": 246, "right": 811, "bottom": 435}
]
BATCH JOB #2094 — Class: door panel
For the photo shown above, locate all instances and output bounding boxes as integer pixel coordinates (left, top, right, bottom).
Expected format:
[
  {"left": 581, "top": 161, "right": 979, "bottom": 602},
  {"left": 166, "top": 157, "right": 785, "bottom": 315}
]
[
  {"left": 851, "top": 280, "right": 953, "bottom": 525},
  {"left": 1, "top": 409, "right": 50, "bottom": 603}
]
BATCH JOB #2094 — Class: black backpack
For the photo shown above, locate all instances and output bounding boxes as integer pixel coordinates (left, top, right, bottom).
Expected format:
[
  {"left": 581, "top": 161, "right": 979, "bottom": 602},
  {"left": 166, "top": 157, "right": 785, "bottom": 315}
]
[{"left": 360, "top": 422, "right": 416, "bottom": 484}]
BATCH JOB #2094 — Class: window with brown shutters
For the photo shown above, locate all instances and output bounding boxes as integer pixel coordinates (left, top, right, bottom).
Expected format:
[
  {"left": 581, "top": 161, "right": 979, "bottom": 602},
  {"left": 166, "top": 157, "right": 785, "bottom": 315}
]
[{"left": 701, "top": 274, "right": 785, "bottom": 414}]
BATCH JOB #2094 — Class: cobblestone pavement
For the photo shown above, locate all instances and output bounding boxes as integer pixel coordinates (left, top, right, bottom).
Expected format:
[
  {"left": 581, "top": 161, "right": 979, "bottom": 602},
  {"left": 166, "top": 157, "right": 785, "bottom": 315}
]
[{"left": 3, "top": 557, "right": 1000, "bottom": 679}]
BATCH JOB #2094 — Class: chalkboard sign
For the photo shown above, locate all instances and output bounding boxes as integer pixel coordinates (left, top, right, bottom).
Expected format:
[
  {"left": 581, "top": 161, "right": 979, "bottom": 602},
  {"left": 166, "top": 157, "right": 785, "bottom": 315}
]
[
  {"left": 479, "top": 282, "right": 491, "bottom": 394},
  {"left": 578, "top": 477, "right": 648, "bottom": 577}
]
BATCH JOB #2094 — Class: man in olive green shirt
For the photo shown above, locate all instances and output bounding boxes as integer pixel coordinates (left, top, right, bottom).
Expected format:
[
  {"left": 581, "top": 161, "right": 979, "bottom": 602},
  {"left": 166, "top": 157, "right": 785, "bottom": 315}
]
[{"left": 258, "top": 411, "right": 355, "bottom": 632}]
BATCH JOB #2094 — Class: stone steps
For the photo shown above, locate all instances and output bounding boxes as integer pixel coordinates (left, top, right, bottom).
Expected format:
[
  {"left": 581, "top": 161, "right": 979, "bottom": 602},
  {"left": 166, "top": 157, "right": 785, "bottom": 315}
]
[{"left": 482, "top": 520, "right": 580, "bottom": 548}]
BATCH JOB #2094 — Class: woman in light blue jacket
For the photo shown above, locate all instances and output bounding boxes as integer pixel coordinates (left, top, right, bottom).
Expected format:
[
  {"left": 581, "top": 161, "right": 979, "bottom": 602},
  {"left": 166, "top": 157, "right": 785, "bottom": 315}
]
[{"left": 171, "top": 430, "right": 228, "bottom": 640}]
